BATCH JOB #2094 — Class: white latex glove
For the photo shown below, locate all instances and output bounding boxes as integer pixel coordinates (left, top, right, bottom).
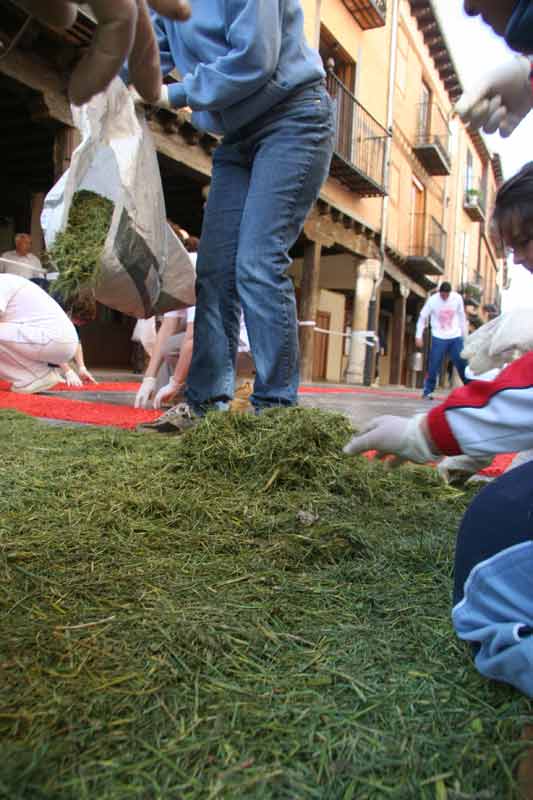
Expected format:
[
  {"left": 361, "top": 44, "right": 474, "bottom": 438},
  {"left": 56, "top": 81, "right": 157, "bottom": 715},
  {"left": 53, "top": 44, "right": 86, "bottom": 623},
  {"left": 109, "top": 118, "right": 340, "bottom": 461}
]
[
  {"left": 63, "top": 367, "right": 83, "bottom": 388},
  {"left": 134, "top": 376, "right": 157, "bottom": 409},
  {"left": 153, "top": 378, "right": 184, "bottom": 410},
  {"left": 462, "top": 308, "right": 533, "bottom": 375},
  {"left": 454, "top": 56, "right": 533, "bottom": 138},
  {"left": 436, "top": 454, "right": 493, "bottom": 485},
  {"left": 130, "top": 84, "right": 171, "bottom": 109},
  {"left": 78, "top": 366, "right": 97, "bottom": 384},
  {"left": 343, "top": 414, "right": 437, "bottom": 465}
]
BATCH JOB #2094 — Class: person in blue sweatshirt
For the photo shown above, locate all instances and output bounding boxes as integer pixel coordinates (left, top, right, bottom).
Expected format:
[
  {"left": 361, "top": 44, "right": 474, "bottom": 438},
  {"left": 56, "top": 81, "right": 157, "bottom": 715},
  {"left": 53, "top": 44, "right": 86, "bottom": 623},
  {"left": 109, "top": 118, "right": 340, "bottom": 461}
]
[{"left": 128, "top": 0, "right": 335, "bottom": 432}]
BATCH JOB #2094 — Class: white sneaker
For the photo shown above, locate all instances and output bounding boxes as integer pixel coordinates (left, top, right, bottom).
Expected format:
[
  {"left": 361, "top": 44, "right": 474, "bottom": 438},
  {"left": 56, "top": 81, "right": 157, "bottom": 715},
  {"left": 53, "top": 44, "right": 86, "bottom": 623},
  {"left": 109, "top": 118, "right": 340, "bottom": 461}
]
[{"left": 14, "top": 369, "right": 63, "bottom": 394}]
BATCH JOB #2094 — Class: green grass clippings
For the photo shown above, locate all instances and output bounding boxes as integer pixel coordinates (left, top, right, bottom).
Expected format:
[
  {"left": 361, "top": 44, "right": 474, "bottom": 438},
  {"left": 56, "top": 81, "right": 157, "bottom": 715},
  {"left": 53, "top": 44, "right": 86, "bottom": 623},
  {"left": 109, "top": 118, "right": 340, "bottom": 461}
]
[
  {"left": 1, "top": 407, "right": 531, "bottom": 799},
  {"left": 46, "top": 190, "right": 114, "bottom": 303}
]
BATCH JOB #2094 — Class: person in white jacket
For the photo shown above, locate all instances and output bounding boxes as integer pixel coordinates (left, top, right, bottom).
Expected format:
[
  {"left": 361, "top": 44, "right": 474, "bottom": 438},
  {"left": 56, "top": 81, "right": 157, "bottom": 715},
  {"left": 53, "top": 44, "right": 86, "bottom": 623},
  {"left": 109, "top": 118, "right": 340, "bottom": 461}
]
[
  {"left": 415, "top": 282, "right": 468, "bottom": 400},
  {"left": 342, "top": 163, "right": 533, "bottom": 698}
]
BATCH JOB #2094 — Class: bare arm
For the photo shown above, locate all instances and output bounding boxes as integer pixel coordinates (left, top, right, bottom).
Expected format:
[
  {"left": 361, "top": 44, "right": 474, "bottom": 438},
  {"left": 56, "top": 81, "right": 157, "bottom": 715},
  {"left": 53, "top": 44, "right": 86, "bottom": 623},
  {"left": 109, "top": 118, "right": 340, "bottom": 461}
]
[
  {"left": 172, "top": 321, "right": 194, "bottom": 387},
  {"left": 144, "top": 315, "right": 180, "bottom": 378}
]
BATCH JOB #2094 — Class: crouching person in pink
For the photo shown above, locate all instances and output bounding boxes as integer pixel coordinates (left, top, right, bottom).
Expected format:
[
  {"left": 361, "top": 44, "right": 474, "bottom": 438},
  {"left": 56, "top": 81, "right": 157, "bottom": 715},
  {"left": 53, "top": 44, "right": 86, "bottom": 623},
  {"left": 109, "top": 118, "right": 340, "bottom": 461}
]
[{"left": 0, "top": 275, "right": 79, "bottom": 394}]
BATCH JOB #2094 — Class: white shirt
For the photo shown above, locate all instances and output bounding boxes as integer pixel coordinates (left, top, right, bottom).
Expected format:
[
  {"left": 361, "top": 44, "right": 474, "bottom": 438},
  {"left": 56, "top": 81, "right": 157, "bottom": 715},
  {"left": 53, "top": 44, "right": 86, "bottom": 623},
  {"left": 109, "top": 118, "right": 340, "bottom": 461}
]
[
  {"left": 416, "top": 291, "right": 467, "bottom": 341},
  {"left": 164, "top": 306, "right": 196, "bottom": 324},
  {"left": 0, "top": 250, "right": 46, "bottom": 280},
  {"left": 164, "top": 307, "right": 250, "bottom": 351},
  {"left": 0, "top": 274, "right": 78, "bottom": 342}
]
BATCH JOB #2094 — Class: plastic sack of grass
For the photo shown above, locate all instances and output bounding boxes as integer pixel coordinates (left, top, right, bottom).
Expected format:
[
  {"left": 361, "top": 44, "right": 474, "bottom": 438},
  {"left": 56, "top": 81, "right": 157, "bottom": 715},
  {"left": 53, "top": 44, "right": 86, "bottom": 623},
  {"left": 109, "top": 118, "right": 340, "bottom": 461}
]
[{"left": 41, "top": 77, "right": 195, "bottom": 318}]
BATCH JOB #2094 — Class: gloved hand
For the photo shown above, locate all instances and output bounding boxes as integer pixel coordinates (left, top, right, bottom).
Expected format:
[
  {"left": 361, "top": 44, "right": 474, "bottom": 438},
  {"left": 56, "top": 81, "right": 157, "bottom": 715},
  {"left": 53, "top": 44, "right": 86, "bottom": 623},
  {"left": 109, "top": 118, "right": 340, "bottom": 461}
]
[
  {"left": 343, "top": 414, "right": 438, "bottom": 465},
  {"left": 78, "top": 366, "right": 97, "bottom": 384},
  {"left": 154, "top": 378, "right": 184, "bottom": 409},
  {"left": 454, "top": 56, "right": 533, "bottom": 137},
  {"left": 461, "top": 308, "right": 533, "bottom": 375},
  {"left": 436, "top": 454, "right": 493, "bottom": 485},
  {"left": 130, "top": 84, "right": 171, "bottom": 109},
  {"left": 15, "top": 1, "right": 191, "bottom": 106},
  {"left": 63, "top": 367, "right": 83, "bottom": 388},
  {"left": 134, "top": 376, "right": 157, "bottom": 409}
]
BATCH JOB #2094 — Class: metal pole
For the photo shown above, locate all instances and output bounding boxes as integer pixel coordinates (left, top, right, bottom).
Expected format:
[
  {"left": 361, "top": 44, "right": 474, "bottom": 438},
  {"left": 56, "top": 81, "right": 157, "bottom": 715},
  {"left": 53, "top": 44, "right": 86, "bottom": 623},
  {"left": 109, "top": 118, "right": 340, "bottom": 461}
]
[{"left": 363, "top": 297, "right": 377, "bottom": 385}]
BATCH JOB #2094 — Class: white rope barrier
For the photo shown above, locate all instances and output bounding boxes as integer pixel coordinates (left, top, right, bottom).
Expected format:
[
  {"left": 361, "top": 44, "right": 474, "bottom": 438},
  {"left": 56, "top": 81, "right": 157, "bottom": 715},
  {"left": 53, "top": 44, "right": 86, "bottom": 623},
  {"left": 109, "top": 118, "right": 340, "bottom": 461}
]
[{"left": 298, "top": 320, "right": 379, "bottom": 347}]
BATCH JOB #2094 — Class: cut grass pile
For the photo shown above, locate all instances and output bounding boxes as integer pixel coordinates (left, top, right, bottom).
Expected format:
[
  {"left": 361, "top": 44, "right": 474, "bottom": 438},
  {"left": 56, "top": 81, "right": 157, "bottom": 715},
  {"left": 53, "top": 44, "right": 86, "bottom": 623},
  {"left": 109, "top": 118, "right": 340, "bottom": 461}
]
[
  {"left": 1, "top": 407, "right": 531, "bottom": 799},
  {"left": 46, "top": 190, "right": 114, "bottom": 303}
]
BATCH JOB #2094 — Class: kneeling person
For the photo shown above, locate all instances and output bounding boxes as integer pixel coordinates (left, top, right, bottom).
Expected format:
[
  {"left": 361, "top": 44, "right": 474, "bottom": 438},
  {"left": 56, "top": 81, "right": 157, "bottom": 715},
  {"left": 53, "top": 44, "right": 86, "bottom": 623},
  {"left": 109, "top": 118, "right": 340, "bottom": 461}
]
[{"left": 0, "top": 274, "right": 79, "bottom": 393}]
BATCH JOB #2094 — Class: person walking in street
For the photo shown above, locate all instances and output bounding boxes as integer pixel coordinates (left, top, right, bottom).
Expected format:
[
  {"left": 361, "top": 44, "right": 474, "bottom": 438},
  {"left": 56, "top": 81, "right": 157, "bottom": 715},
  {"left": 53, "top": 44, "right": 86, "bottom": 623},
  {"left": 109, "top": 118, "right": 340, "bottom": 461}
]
[
  {"left": 415, "top": 282, "right": 469, "bottom": 400},
  {"left": 126, "top": 0, "right": 335, "bottom": 433}
]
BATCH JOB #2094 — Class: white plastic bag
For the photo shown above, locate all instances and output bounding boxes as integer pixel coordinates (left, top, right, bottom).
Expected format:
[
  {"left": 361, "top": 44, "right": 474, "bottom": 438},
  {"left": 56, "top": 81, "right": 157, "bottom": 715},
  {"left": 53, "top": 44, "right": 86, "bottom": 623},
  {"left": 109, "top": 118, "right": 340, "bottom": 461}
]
[{"left": 41, "top": 78, "right": 196, "bottom": 318}]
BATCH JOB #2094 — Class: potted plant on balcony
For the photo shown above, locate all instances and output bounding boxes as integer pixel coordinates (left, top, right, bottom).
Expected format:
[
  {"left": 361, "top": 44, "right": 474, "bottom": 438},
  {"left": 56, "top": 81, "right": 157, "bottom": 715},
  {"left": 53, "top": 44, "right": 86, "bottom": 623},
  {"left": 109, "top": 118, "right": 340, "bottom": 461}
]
[{"left": 465, "top": 187, "right": 480, "bottom": 205}]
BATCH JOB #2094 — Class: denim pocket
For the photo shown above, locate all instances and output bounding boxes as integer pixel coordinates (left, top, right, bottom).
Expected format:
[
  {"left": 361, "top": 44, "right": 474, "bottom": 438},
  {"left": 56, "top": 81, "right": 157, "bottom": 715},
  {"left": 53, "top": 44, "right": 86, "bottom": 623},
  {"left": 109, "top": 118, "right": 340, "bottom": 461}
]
[{"left": 275, "top": 92, "right": 334, "bottom": 133}]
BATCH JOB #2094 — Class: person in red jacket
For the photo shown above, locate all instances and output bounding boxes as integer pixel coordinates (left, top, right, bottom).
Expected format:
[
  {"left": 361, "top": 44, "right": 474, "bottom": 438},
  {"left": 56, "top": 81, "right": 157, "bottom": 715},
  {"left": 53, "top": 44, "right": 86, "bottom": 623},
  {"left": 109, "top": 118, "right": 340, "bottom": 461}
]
[{"left": 344, "top": 163, "right": 533, "bottom": 697}]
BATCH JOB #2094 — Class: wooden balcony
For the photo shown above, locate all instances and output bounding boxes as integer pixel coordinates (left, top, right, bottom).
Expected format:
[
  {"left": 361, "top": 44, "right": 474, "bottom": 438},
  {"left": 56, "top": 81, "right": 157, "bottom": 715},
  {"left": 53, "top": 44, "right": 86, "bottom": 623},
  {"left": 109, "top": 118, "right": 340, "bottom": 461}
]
[
  {"left": 405, "top": 215, "right": 447, "bottom": 278},
  {"left": 413, "top": 102, "right": 451, "bottom": 176},
  {"left": 342, "top": 0, "right": 387, "bottom": 29},
  {"left": 463, "top": 186, "right": 486, "bottom": 222},
  {"left": 326, "top": 72, "right": 389, "bottom": 197}
]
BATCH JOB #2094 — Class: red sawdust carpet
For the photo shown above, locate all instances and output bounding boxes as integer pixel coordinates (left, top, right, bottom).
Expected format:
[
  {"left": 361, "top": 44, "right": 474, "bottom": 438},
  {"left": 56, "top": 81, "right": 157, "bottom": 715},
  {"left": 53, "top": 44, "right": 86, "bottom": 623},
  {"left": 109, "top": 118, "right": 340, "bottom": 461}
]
[
  {"left": 0, "top": 381, "right": 158, "bottom": 429},
  {"left": 0, "top": 380, "right": 142, "bottom": 393}
]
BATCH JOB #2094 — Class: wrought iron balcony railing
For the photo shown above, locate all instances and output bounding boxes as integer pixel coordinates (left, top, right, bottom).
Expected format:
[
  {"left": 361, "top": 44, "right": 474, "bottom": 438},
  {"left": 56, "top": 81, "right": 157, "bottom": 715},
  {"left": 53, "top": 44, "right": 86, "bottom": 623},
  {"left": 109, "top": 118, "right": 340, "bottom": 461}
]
[
  {"left": 406, "top": 214, "right": 447, "bottom": 276},
  {"left": 326, "top": 71, "right": 389, "bottom": 197},
  {"left": 413, "top": 102, "right": 451, "bottom": 176}
]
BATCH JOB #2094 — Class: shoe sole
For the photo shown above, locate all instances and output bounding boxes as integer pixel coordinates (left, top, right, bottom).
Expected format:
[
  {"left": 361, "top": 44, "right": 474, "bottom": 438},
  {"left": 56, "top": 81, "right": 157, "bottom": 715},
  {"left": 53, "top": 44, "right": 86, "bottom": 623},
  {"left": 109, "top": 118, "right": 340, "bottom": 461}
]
[{"left": 136, "top": 420, "right": 198, "bottom": 434}]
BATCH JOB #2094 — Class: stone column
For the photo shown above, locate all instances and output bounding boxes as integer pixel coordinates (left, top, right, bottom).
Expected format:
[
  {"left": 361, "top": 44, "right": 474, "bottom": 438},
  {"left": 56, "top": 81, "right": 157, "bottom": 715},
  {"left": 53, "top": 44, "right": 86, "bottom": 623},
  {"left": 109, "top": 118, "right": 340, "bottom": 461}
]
[
  {"left": 345, "top": 258, "right": 381, "bottom": 385},
  {"left": 389, "top": 282, "right": 410, "bottom": 385},
  {"left": 299, "top": 238, "right": 322, "bottom": 383}
]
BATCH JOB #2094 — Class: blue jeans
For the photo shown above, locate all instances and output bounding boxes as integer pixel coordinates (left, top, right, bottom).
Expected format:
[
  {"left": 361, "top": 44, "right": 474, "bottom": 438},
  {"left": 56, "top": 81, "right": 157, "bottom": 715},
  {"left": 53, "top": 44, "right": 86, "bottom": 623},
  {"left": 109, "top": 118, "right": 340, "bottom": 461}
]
[
  {"left": 423, "top": 335, "right": 468, "bottom": 396},
  {"left": 185, "top": 83, "right": 335, "bottom": 413}
]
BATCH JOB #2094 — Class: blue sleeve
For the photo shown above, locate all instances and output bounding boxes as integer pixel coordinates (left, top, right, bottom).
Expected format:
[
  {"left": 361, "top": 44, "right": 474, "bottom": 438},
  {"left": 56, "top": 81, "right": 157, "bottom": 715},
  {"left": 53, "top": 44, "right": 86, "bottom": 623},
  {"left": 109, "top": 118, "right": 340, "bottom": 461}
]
[
  {"left": 151, "top": 14, "right": 178, "bottom": 78},
  {"left": 180, "top": 0, "right": 282, "bottom": 111}
]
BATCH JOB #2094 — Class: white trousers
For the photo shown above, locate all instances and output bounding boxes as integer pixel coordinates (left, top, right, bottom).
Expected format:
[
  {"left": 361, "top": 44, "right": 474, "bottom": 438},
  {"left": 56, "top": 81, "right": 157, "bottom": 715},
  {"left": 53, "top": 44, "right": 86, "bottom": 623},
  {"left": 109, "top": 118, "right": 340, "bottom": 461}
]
[{"left": 0, "top": 322, "right": 78, "bottom": 389}]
